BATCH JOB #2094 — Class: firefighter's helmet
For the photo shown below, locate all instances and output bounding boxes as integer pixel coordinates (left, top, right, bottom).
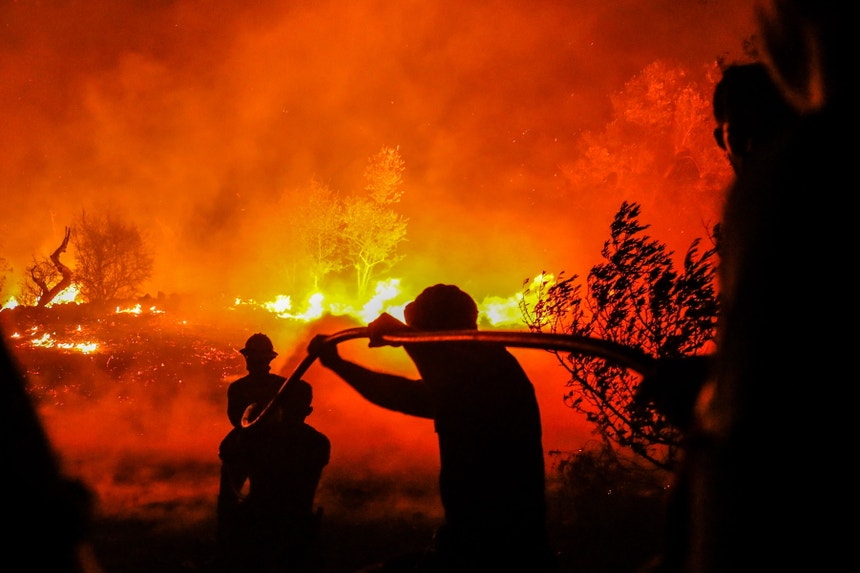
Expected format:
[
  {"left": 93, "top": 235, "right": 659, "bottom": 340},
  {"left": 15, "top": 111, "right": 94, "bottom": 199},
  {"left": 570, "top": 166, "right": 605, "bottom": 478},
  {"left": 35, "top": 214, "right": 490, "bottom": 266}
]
[
  {"left": 404, "top": 284, "right": 479, "bottom": 331},
  {"left": 239, "top": 333, "right": 277, "bottom": 359}
]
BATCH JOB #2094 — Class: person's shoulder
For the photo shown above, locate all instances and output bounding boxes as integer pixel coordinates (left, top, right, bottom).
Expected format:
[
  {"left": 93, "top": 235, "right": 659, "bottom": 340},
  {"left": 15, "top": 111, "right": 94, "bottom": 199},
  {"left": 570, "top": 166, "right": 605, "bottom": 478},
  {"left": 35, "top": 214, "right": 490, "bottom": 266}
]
[
  {"left": 303, "top": 424, "right": 331, "bottom": 445},
  {"left": 227, "top": 375, "right": 252, "bottom": 389},
  {"left": 304, "top": 422, "right": 328, "bottom": 438},
  {"left": 742, "top": 111, "right": 843, "bottom": 187}
]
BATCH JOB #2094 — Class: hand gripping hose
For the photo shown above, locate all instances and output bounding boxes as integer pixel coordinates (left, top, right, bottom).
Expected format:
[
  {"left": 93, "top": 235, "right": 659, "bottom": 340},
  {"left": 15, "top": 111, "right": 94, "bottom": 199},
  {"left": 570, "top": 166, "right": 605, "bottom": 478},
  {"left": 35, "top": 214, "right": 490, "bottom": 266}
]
[{"left": 241, "top": 327, "right": 656, "bottom": 428}]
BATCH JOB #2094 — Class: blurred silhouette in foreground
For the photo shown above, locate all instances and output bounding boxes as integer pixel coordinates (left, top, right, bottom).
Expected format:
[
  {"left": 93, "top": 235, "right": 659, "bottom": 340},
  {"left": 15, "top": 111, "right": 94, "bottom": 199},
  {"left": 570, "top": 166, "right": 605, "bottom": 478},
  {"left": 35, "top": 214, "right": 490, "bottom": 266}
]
[
  {"left": 712, "top": 61, "right": 798, "bottom": 175},
  {"left": 637, "top": 59, "right": 798, "bottom": 573},
  {"left": 2, "top": 328, "right": 103, "bottom": 572},
  {"left": 218, "top": 334, "right": 331, "bottom": 573},
  {"left": 309, "top": 284, "right": 557, "bottom": 572},
  {"left": 642, "top": 2, "right": 850, "bottom": 571}
]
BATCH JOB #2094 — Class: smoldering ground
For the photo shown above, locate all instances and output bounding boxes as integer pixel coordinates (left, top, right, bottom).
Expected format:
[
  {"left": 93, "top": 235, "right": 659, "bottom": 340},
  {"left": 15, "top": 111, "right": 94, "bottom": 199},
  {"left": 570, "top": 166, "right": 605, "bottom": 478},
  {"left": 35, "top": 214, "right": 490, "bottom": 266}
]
[{"left": 6, "top": 305, "right": 664, "bottom": 572}]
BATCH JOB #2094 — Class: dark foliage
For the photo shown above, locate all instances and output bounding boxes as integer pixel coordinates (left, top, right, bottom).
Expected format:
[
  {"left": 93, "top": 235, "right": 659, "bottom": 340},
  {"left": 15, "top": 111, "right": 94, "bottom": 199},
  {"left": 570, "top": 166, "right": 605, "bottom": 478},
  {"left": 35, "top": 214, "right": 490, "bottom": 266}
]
[{"left": 521, "top": 201, "right": 719, "bottom": 469}]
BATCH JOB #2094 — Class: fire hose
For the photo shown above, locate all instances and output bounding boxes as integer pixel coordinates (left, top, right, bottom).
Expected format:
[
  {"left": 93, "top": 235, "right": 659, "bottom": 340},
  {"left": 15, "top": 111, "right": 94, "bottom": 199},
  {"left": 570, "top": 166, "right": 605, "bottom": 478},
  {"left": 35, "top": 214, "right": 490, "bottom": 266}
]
[{"left": 241, "top": 327, "right": 657, "bottom": 428}]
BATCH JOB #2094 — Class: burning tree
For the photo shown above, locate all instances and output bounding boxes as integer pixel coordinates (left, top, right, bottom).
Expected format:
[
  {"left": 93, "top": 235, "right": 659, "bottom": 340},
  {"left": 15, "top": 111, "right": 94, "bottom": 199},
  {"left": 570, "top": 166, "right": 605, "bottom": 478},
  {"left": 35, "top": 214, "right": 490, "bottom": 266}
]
[
  {"left": 520, "top": 201, "right": 719, "bottom": 470},
  {"left": 337, "top": 146, "right": 408, "bottom": 298},
  {"left": 285, "top": 146, "right": 407, "bottom": 300},
  {"left": 293, "top": 177, "right": 347, "bottom": 291},
  {"left": 73, "top": 210, "right": 154, "bottom": 303}
]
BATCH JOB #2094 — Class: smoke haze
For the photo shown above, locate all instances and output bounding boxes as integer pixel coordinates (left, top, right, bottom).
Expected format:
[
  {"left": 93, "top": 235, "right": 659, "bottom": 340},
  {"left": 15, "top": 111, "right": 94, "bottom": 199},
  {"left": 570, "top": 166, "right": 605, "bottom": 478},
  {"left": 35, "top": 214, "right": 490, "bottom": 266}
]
[
  {"left": 2, "top": 2, "right": 756, "bottom": 567},
  {"left": 1, "top": 0, "right": 755, "bottom": 302}
]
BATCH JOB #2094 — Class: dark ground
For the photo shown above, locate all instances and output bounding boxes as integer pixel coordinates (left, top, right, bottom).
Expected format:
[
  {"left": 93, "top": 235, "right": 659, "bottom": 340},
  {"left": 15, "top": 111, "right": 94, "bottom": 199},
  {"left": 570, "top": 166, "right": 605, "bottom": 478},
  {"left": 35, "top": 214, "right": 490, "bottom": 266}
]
[
  {"left": 82, "top": 459, "right": 668, "bottom": 573},
  {"left": 4, "top": 302, "right": 669, "bottom": 573}
]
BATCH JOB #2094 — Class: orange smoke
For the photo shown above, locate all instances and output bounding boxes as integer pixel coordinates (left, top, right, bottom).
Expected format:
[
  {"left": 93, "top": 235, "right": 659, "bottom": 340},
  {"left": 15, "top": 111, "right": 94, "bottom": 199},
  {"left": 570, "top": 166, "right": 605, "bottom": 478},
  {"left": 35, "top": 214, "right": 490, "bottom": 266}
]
[{"left": 1, "top": 0, "right": 757, "bottom": 547}]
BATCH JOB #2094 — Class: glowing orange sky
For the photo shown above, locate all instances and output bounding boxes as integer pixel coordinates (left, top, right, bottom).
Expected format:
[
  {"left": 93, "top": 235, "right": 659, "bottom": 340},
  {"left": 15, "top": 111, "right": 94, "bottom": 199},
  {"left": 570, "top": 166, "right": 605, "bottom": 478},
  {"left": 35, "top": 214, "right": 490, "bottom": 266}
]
[
  {"left": 3, "top": 1, "right": 757, "bottom": 533},
  {"left": 0, "top": 0, "right": 755, "bottom": 305}
]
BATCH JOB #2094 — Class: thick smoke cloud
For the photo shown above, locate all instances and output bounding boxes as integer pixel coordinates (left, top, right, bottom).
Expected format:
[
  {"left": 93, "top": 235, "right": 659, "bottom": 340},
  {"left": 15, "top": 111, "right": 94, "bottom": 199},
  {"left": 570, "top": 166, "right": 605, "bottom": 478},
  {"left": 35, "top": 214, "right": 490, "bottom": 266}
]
[
  {"left": 1, "top": 0, "right": 754, "bottom": 303},
  {"left": 2, "top": 1, "right": 756, "bottom": 558}
]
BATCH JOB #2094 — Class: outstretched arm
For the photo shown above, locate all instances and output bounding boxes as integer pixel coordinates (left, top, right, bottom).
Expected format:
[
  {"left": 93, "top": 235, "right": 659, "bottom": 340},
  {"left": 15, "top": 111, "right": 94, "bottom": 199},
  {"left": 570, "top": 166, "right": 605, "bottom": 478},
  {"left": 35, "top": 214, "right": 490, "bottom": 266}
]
[{"left": 308, "top": 334, "right": 433, "bottom": 419}]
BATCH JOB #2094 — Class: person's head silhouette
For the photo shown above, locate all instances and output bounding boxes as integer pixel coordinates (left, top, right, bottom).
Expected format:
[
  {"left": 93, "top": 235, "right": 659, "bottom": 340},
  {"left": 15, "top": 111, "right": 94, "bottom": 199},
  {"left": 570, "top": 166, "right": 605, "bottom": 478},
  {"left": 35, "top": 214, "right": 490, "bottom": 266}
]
[
  {"left": 712, "top": 62, "right": 795, "bottom": 173},
  {"left": 239, "top": 333, "right": 277, "bottom": 371},
  {"left": 403, "top": 284, "right": 479, "bottom": 331},
  {"left": 279, "top": 379, "right": 314, "bottom": 422}
]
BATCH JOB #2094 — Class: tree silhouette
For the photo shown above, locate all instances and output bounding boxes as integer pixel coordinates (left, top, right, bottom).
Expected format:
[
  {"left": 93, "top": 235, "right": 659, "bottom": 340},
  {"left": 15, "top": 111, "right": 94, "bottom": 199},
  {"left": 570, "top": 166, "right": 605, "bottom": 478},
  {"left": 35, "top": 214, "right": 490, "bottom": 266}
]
[
  {"left": 521, "top": 201, "right": 719, "bottom": 469},
  {"left": 559, "top": 60, "right": 731, "bottom": 222},
  {"left": 0, "top": 254, "right": 12, "bottom": 304},
  {"left": 293, "top": 177, "right": 347, "bottom": 291},
  {"left": 363, "top": 145, "right": 405, "bottom": 204},
  {"left": 341, "top": 146, "right": 408, "bottom": 298},
  {"left": 26, "top": 227, "right": 74, "bottom": 307},
  {"left": 73, "top": 210, "right": 153, "bottom": 303}
]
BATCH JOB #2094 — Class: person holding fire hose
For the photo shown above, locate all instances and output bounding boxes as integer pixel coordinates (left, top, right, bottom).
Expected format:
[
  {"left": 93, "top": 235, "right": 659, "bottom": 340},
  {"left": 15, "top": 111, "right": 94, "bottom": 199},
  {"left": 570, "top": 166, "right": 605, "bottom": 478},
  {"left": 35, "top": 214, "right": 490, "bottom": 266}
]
[
  {"left": 217, "top": 333, "right": 331, "bottom": 573},
  {"left": 308, "top": 284, "right": 557, "bottom": 572}
]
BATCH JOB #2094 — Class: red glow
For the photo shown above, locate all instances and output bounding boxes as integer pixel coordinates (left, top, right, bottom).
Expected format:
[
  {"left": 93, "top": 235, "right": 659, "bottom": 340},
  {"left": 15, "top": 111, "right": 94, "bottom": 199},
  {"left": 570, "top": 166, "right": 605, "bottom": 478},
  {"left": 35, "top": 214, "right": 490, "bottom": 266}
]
[{"left": 1, "top": 1, "right": 757, "bottom": 569}]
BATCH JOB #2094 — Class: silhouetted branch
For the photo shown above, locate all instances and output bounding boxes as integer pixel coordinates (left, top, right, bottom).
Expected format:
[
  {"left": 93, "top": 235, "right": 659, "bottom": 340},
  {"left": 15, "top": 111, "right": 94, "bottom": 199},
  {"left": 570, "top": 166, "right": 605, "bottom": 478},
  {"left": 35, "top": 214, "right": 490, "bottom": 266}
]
[{"left": 33, "top": 227, "right": 73, "bottom": 307}]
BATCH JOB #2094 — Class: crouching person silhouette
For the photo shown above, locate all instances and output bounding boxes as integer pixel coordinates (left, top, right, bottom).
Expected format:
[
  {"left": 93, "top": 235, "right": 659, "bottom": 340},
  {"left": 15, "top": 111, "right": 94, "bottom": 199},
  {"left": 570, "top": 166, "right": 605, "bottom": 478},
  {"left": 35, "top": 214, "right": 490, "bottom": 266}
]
[
  {"left": 217, "top": 333, "right": 330, "bottom": 573},
  {"left": 236, "top": 379, "right": 331, "bottom": 573},
  {"left": 308, "top": 284, "right": 557, "bottom": 572},
  {"left": 217, "top": 333, "right": 286, "bottom": 566}
]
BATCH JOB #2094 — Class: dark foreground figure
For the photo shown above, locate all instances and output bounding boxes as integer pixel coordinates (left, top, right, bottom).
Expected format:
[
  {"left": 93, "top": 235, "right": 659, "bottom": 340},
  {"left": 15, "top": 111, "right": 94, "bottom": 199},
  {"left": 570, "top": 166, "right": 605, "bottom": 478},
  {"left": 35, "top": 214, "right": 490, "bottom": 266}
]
[
  {"left": 638, "top": 59, "right": 799, "bottom": 573},
  {"left": 310, "top": 284, "right": 558, "bottom": 572},
  {"left": 2, "top": 328, "right": 101, "bottom": 572},
  {"left": 641, "top": 2, "right": 853, "bottom": 572}
]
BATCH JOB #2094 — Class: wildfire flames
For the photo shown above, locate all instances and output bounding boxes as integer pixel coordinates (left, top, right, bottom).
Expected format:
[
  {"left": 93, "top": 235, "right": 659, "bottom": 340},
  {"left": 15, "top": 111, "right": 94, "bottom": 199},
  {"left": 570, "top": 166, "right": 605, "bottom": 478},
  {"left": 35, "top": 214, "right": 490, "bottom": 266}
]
[
  {"left": 0, "top": 2, "right": 759, "bottom": 570},
  {"left": 5, "top": 275, "right": 546, "bottom": 359},
  {"left": 0, "top": 276, "right": 655, "bottom": 571}
]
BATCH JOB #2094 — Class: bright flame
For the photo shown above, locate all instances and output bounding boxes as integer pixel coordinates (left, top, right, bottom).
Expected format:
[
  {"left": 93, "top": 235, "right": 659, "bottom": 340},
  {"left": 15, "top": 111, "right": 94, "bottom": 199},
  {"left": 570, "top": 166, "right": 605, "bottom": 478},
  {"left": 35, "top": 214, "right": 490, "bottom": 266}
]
[
  {"left": 358, "top": 278, "right": 404, "bottom": 323},
  {"left": 113, "top": 303, "right": 165, "bottom": 315},
  {"left": 47, "top": 283, "right": 82, "bottom": 306},
  {"left": 3, "top": 296, "right": 18, "bottom": 309},
  {"left": 11, "top": 276, "right": 539, "bottom": 359},
  {"left": 257, "top": 293, "right": 325, "bottom": 321},
  {"left": 236, "top": 278, "right": 411, "bottom": 323},
  {"left": 480, "top": 294, "right": 525, "bottom": 327},
  {"left": 31, "top": 332, "right": 54, "bottom": 347},
  {"left": 301, "top": 293, "right": 325, "bottom": 320},
  {"left": 263, "top": 295, "right": 293, "bottom": 315},
  {"left": 22, "top": 326, "right": 100, "bottom": 354},
  {"left": 58, "top": 341, "right": 99, "bottom": 354},
  {"left": 233, "top": 277, "right": 533, "bottom": 330}
]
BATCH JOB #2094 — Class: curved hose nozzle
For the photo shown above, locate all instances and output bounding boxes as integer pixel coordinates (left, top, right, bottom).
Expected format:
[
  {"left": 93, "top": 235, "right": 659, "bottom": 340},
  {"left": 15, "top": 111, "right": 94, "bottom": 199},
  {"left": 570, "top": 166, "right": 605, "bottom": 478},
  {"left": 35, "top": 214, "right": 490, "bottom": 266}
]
[{"left": 241, "top": 327, "right": 655, "bottom": 428}]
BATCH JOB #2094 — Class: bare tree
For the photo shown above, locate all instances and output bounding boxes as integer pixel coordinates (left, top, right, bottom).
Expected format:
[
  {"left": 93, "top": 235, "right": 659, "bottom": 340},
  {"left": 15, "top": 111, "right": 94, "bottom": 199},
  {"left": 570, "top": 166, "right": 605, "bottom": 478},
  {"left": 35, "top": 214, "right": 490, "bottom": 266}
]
[
  {"left": 73, "top": 210, "right": 153, "bottom": 303},
  {"left": 0, "top": 255, "right": 11, "bottom": 304},
  {"left": 27, "top": 227, "right": 74, "bottom": 307}
]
